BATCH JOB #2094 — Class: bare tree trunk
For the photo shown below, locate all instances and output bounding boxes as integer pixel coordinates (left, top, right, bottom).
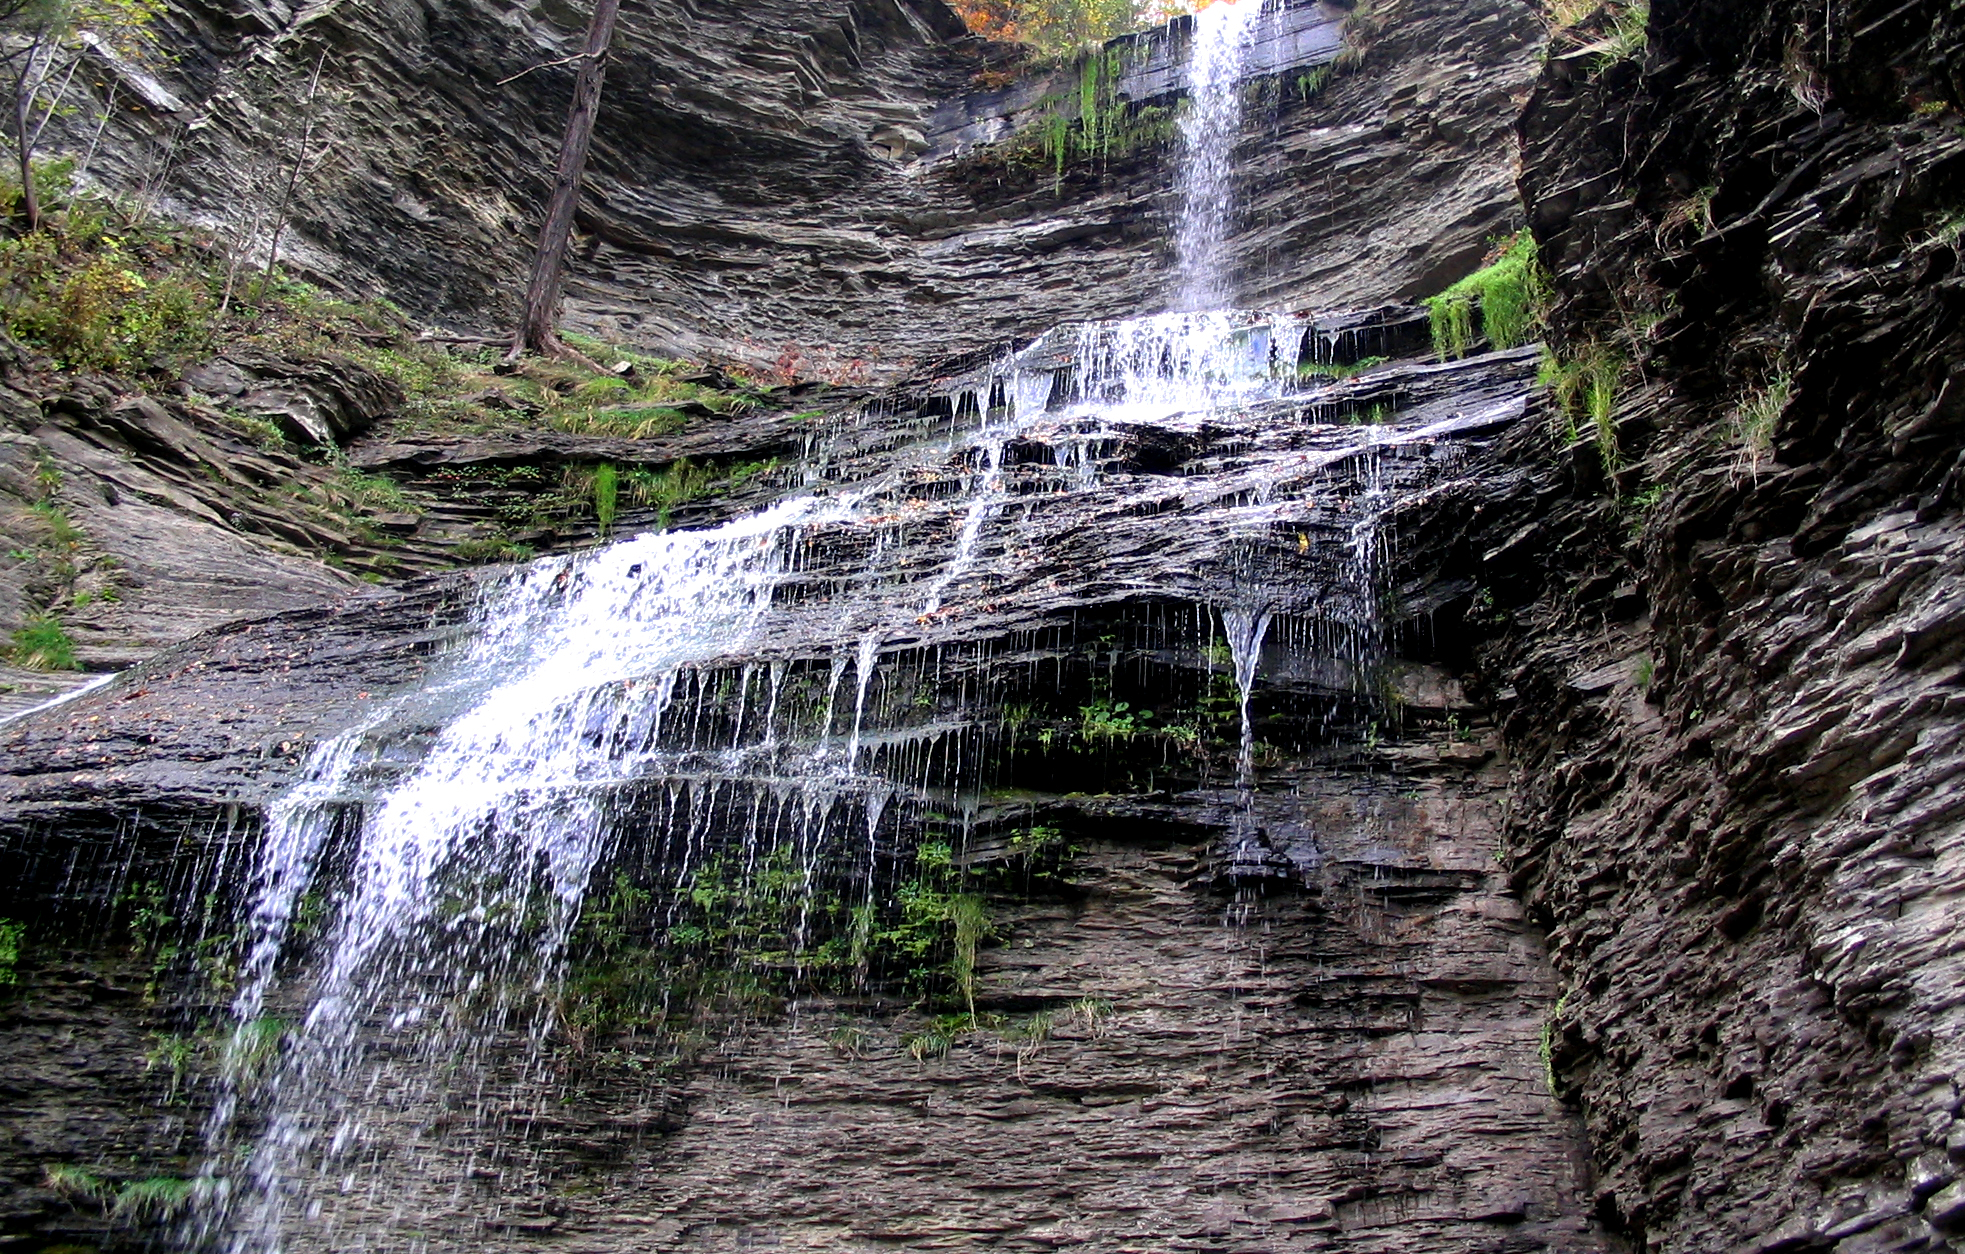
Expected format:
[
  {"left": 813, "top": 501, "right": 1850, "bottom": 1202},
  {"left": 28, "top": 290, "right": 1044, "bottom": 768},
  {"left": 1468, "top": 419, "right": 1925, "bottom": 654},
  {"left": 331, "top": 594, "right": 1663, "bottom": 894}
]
[
  {"left": 257, "top": 50, "right": 328, "bottom": 308},
  {"left": 508, "top": 0, "right": 621, "bottom": 360},
  {"left": 12, "top": 62, "right": 39, "bottom": 231}
]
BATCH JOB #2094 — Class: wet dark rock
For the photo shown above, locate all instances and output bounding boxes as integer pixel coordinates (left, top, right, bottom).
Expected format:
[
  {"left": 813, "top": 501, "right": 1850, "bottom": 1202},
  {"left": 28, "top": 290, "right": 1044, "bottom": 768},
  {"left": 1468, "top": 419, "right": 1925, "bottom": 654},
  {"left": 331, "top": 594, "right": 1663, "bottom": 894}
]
[
  {"left": 0, "top": 327, "right": 1614, "bottom": 1251},
  {"left": 1383, "top": 2, "right": 1965, "bottom": 1251}
]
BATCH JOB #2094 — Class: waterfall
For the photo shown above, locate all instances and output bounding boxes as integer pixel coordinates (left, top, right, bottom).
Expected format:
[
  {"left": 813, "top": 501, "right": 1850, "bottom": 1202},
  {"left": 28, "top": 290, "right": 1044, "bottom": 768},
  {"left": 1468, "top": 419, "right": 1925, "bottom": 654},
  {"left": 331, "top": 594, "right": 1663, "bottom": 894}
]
[
  {"left": 1170, "top": 0, "right": 1261, "bottom": 310},
  {"left": 181, "top": 298, "right": 1472, "bottom": 1249},
  {"left": 174, "top": 15, "right": 1489, "bottom": 1244}
]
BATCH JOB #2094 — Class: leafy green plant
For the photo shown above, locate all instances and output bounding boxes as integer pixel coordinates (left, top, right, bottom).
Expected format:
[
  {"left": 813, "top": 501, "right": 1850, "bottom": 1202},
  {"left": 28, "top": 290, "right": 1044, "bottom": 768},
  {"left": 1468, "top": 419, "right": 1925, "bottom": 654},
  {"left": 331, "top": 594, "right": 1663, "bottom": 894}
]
[
  {"left": 1540, "top": 992, "right": 1570, "bottom": 1096},
  {"left": 1009, "top": 825, "right": 1063, "bottom": 858},
  {"left": 1293, "top": 65, "right": 1333, "bottom": 99},
  {"left": 145, "top": 1033, "right": 199, "bottom": 1097},
  {"left": 948, "top": 894, "right": 989, "bottom": 1021},
  {"left": 1079, "top": 698, "right": 1151, "bottom": 740},
  {"left": 1425, "top": 232, "right": 1547, "bottom": 360}
]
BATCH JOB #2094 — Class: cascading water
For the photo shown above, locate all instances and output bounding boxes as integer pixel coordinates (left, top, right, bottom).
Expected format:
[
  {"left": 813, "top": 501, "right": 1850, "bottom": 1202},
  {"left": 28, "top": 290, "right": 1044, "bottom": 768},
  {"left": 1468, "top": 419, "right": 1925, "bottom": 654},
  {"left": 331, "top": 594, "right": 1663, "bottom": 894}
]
[
  {"left": 179, "top": 9, "right": 1508, "bottom": 1246},
  {"left": 189, "top": 300, "right": 1459, "bottom": 1249},
  {"left": 1170, "top": 0, "right": 1261, "bottom": 310}
]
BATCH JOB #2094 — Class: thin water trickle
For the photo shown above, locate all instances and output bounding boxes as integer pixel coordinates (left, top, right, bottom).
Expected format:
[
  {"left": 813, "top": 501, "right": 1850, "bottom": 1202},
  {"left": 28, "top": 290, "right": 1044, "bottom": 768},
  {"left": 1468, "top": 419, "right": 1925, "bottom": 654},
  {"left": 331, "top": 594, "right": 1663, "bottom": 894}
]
[{"left": 1220, "top": 604, "right": 1276, "bottom": 795}]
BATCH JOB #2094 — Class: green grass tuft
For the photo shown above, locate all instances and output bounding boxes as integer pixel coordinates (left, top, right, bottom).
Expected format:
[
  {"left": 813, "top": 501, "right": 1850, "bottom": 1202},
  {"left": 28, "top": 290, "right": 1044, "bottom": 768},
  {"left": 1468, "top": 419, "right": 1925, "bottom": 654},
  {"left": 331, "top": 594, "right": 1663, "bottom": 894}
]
[
  {"left": 43, "top": 1164, "right": 107, "bottom": 1201},
  {"left": 0, "top": 918, "right": 20, "bottom": 985},
  {"left": 593, "top": 462, "right": 619, "bottom": 535},
  {"left": 111, "top": 1176, "right": 201, "bottom": 1220},
  {"left": 9, "top": 615, "right": 78, "bottom": 671},
  {"left": 1729, "top": 371, "right": 1791, "bottom": 474},
  {"left": 1425, "top": 233, "right": 1547, "bottom": 360},
  {"left": 1539, "top": 342, "right": 1627, "bottom": 472}
]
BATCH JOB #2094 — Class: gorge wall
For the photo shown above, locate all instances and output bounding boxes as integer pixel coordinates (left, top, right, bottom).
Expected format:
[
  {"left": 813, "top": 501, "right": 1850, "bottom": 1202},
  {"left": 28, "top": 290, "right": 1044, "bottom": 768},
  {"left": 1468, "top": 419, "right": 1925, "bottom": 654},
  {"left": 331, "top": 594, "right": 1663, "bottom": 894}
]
[
  {"left": 2, "top": 0, "right": 1963, "bottom": 1253},
  {"left": 1396, "top": 1, "right": 1965, "bottom": 1250},
  {"left": 68, "top": 0, "right": 1538, "bottom": 369}
]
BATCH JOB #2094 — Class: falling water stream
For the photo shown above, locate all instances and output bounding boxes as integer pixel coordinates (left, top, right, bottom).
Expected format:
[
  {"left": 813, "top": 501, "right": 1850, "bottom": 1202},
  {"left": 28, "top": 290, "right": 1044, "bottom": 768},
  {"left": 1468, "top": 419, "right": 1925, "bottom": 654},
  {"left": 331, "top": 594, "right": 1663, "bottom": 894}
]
[
  {"left": 187, "top": 4, "right": 1446, "bottom": 1247},
  {"left": 1171, "top": 0, "right": 1261, "bottom": 310}
]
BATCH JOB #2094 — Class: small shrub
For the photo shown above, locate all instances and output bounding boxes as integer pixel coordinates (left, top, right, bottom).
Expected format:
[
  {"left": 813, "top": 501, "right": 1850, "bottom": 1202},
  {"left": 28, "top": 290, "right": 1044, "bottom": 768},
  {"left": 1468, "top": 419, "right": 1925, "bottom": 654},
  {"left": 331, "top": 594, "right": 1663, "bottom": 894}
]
[
  {"left": 1079, "top": 698, "right": 1151, "bottom": 740},
  {"left": 1425, "top": 233, "right": 1547, "bottom": 360},
  {"left": 1009, "top": 824, "right": 1063, "bottom": 859},
  {"left": 1, "top": 235, "right": 215, "bottom": 372}
]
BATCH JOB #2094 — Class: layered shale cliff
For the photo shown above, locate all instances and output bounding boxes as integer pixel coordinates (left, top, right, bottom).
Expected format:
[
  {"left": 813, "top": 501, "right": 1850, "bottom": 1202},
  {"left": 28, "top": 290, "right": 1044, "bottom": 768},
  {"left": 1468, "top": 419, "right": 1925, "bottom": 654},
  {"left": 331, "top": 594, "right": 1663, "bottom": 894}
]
[
  {"left": 1396, "top": 1, "right": 1965, "bottom": 1250},
  {"left": 69, "top": 0, "right": 1539, "bottom": 369},
  {"left": 2, "top": 0, "right": 1964, "bottom": 1253}
]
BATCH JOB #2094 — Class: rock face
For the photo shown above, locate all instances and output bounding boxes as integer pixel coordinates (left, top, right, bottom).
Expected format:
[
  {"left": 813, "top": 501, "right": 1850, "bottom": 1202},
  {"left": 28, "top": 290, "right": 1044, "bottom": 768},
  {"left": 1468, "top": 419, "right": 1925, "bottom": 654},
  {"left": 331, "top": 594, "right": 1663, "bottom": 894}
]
[
  {"left": 558, "top": 767, "right": 1595, "bottom": 1254},
  {"left": 1386, "top": 2, "right": 1965, "bottom": 1251},
  {"left": 0, "top": 320, "right": 1615, "bottom": 1251},
  {"left": 0, "top": 346, "right": 364, "bottom": 710},
  {"left": 63, "top": 0, "right": 1540, "bottom": 372},
  {"left": 11, "top": 0, "right": 1965, "bottom": 1252}
]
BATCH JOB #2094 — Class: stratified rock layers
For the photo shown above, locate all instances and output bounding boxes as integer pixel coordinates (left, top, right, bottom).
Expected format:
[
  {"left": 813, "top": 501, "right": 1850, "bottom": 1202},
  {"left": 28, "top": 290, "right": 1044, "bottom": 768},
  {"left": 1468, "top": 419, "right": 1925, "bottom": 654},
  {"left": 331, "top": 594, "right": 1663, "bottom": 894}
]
[
  {"left": 1405, "top": 1, "right": 1965, "bottom": 1250},
  {"left": 69, "top": 0, "right": 1540, "bottom": 371}
]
